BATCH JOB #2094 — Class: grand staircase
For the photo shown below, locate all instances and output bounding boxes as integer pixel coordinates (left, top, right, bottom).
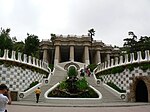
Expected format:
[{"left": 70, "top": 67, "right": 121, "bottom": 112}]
[
  {"left": 21, "top": 64, "right": 124, "bottom": 104},
  {"left": 86, "top": 75, "right": 122, "bottom": 103}
]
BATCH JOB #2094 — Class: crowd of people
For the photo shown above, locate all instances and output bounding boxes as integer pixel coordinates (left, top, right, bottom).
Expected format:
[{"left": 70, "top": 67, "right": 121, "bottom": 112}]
[{"left": 80, "top": 65, "right": 91, "bottom": 77}]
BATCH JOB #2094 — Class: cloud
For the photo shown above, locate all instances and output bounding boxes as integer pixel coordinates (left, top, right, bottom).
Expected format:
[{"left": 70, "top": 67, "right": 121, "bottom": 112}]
[{"left": 0, "top": 0, "right": 150, "bottom": 46}]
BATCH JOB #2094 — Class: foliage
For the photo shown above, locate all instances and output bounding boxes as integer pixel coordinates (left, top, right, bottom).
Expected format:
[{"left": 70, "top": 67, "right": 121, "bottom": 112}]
[
  {"left": 0, "top": 28, "right": 13, "bottom": 50},
  {"left": 48, "top": 78, "right": 99, "bottom": 98},
  {"left": 24, "top": 33, "right": 40, "bottom": 58},
  {"left": 49, "top": 64, "right": 54, "bottom": 71},
  {"left": 88, "top": 28, "right": 95, "bottom": 41},
  {"left": 67, "top": 66, "right": 78, "bottom": 77},
  {"left": 123, "top": 32, "right": 150, "bottom": 53},
  {"left": 96, "top": 62, "right": 150, "bottom": 78},
  {"left": 50, "top": 33, "right": 56, "bottom": 64},
  {"left": 107, "top": 82, "right": 126, "bottom": 93},
  {"left": 88, "top": 63, "right": 97, "bottom": 72},
  {"left": 139, "top": 62, "right": 150, "bottom": 72},
  {"left": 59, "top": 81, "right": 68, "bottom": 90},
  {"left": 111, "top": 66, "right": 124, "bottom": 74},
  {"left": 13, "top": 41, "right": 25, "bottom": 52},
  {"left": 24, "top": 81, "right": 39, "bottom": 91},
  {"left": 76, "top": 77, "right": 88, "bottom": 91}
]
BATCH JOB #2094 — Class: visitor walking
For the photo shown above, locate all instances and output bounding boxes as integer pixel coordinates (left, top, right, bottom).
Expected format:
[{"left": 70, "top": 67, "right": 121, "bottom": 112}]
[
  {"left": 34, "top": 87, "right": 41, "bottom": 103},
  {"left": 0, "top": 84, "right": 11, "bottom": 112}
]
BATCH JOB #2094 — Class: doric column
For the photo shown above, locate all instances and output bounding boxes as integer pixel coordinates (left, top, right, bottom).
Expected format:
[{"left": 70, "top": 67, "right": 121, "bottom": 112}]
[
  {"left": 84, "top": 46, "right": 90, "bottom": 65},
  {"left": 70, "top": 45, "right": 74, "bottom": 61},
  {"left": 43, "top": 49, "right": 48, "bottom": 62},
  {"left": 106, "top": 53, "right": 110, "bottom": 61},
  {"left": 54, "top": 45, "right": 60, "bottom": 65},
  {"left": 96, "top": 50, "right": 101, "bottom": 63}
]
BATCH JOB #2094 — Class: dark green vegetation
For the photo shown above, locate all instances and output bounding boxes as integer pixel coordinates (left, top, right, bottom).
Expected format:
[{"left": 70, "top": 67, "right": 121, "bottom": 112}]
[
  {"left": 48, "top": 66, "right": 99, "bottom": 98},
  {"left": 24, "top": 81, "right": 39, "bottom": 91},
  {"left": 107, "top": 82, "right": 126, "bottom": 93},
  {"left": 122, "top": 31, "right": 150, "bottom": 53},
  {"left": 0, "top": 28, "right": 40, "bottom": 58}
]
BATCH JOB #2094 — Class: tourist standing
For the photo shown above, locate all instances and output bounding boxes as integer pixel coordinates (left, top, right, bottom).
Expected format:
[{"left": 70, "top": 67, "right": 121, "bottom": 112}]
[
  {"left": 0, "top": 84, "right": 11, "bottom": 112},
  {"left": 34, "top": 87, "right": 41, "bottom": 103}
]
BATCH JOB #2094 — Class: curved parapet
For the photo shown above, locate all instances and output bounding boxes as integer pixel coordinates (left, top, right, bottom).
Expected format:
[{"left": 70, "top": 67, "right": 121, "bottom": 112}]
[{"left": 0, "top": 49, "right": 50, "bottom": 72}]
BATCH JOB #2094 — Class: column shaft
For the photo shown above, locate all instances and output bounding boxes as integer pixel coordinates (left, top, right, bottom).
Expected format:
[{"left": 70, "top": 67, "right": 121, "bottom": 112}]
[
  {"left": 107, "top": 53, "right": 110, "bottom": 61},
  {"left": 96, "top": 50, "right": 101, "bottom": 63},
  {"left": 43, "top": 49, "right": 48, "bottom": 62},
  {"left": 84, "top": 46, "right": 90, "bottom": 65},
  {"left": 54, "top": 46, "right": 60, "bottom": 65},
  {"left": 70, "top": 46, "right": 74, "bottom": 61}
]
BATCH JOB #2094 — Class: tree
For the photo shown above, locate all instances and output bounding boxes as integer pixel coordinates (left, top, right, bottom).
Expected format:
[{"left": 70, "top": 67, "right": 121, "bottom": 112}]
[
  {"left": 138, "top": 36, "right": 150, "bottom": 51},
  {"left": 88, "top": 28, "right": 95, "bottom": 42},
  {"left": 88, "top": 28, "right": 95, "bottom": 64},
  {"left": 13, "top": 41, "right": 25, "bottom": 52},
  {"left": 123, "top": 32, "right": 150, "bottom": 53},
  {"left": 123, "top": 31, "right": 137, "bottom": 53},
  {"left": 0, "top": 28, "right": 13, "bottom": 50},
  {"left": 50, "top": 33, "right": 56, "bottom": 64},
  {"left": 24, "top": 33, "right": 39, "bottom": 58}
]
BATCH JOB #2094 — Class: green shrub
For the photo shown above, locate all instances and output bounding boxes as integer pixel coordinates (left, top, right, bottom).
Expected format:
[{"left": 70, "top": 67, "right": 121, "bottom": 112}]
[
  {"left": 59, "top": 81, "right": 68, "bottom": 90},
  {"left": 76, "top": 77, "right": 88, "bottom": 91},
  {"left": 88, "top": 64, "right": 97, "bottom": 72},
  {"left": 107, "top": 82, "right": 126, "bottom": 93},
  {"left": 24, "top": 81, "right": 39, "bottom": 91},
  {"left": 67, "top": 66, "right": 78, "bottom": 77}
]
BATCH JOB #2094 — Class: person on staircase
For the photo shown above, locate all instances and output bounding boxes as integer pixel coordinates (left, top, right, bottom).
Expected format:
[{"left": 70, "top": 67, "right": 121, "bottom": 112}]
[{"left": 34, "top": 87, "right": 41, "bottom": 103}]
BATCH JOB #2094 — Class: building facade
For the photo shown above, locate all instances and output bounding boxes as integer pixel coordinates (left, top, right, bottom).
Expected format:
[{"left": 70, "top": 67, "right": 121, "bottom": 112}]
[{"left": 39, "top": 35, "right": 120, "bottom": 66}]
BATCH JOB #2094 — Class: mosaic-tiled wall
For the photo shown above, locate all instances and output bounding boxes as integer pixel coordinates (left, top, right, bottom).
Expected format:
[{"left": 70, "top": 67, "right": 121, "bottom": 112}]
[
  {"left": 100, "top": 68, "right": 150, "bottom": 91},
  {"left": 0, "top": 65, "right": 44, "bottom": 92}
]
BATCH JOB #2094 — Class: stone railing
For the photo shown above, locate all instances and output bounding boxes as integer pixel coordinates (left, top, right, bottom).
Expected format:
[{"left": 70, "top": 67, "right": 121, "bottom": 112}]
[
  {"left": 0, "top": 49, "right": 49, "bottom": 72},
  {"left": 95, "top": 50, "right": 150, "bottom": 74},
  {"left": 56, "top": 34, "right": 89, "bottom": 38}
]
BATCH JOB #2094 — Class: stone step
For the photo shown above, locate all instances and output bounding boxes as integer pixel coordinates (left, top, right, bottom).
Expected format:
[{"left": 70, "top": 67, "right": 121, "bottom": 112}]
[{"left": 21, "top": 65, "right": 124, "bottom": 103}]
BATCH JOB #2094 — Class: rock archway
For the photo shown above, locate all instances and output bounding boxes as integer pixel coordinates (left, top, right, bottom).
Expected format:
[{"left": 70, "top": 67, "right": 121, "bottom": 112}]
[{"left": 128, "top": 76, "right": 150, "bottom": 102}]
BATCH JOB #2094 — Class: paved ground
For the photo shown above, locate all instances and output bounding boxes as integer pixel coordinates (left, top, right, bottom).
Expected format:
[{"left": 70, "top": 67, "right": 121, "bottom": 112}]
[{"left": 6, "top": 104, "right": 150, "bottom": 112}]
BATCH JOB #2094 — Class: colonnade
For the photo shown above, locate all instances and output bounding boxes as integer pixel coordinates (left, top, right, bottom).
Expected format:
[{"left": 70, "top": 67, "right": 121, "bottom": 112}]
[{"left": 42, "top": 45, "right": 111, "bottom": 65}]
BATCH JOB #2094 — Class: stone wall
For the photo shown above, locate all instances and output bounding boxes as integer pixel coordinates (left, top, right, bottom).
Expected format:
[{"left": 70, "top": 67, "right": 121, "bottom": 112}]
[
  {"left": 100, "top": 67, "right": 150, "bottom": 92},
  {"left": 0, "top": 65, "right": 44, "bottom": 92}
]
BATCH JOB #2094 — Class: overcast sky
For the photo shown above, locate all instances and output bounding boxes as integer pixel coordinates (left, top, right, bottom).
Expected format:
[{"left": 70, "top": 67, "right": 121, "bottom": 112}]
[{"left": 0, "top": 0, "right": 150, "bottom": 47}]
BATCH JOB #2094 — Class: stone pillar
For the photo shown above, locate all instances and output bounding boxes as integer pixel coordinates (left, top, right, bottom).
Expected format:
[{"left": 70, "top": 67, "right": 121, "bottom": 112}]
[
  {"left": 11, "top": 51, "right": 16, "bottom": 60},
  {"left": 84, "top": 46, "right": 90, "bottom": 65},
  {"left": 28, "top": 56, "right": 32, "bottom": 64},
  {"left": 23, "top": 54, "right": 27, "bottom": 63},
  {"left": 70, "top": 45, "right": 74, "bottom": 61},
  {"left": 3, "top": 49, "right": 9, "bottom": 59},
  {"left": 106, "top": 53, "right": 110, "bottom": 61},
  {"left": 43, "top": 49, "right": 48, "bottom": 62},
  {"left": 96, "top": 50, "right": 101, "bottom": 64},
  {"left": 33, "top": 57, "right": 35, "bottom": 65},
  {"left": 54, "top": 45, "right": 60, "bottom": 65},
  {"left": 18, "top": 52, "right": 22, "bottom": 62}
]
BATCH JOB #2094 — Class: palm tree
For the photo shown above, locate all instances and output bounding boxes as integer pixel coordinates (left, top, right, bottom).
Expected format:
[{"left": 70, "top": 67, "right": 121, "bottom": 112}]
[
  {"left": 88, "top": 28, "right": 95, "bottom": 64},
  {"left": 50, "top": 33, "right": 56, "bottom": 65},
  {"left": 88, "top": 28, "right": 95, "bottom": 42}
]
